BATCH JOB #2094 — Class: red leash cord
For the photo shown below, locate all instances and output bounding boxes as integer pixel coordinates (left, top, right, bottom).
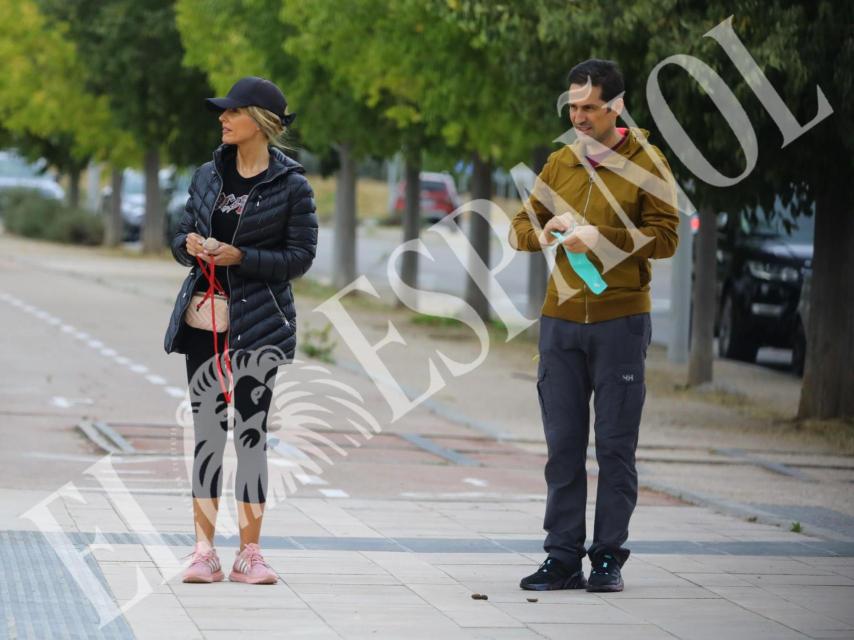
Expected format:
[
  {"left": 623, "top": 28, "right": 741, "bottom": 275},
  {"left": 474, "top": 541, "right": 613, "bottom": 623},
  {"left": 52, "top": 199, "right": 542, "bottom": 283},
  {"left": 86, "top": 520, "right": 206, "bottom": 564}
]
[{"left": 195, "top": 255, "right": 233, "bottom": 404}]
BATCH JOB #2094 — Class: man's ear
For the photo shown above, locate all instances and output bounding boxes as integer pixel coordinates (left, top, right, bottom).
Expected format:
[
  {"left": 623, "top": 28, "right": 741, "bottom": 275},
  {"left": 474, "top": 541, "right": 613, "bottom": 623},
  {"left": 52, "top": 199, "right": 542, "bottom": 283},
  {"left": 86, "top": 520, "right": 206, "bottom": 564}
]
[{"left": 606, "top": 95, "right": 625, "bottom": 116}]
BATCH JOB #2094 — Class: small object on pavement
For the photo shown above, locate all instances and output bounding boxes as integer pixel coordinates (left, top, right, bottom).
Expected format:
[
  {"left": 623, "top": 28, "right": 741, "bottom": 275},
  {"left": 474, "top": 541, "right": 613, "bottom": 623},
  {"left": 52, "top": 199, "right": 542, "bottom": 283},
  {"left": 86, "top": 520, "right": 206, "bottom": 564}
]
[
  {"left": 202, "top": 237, "right": 220, "bottom": 251},
  {"left": 471, "top": 593, "right": 488, "bottom": 600},
  {"left": 527, "top": 597, "right": 538, "bottom": 602}
]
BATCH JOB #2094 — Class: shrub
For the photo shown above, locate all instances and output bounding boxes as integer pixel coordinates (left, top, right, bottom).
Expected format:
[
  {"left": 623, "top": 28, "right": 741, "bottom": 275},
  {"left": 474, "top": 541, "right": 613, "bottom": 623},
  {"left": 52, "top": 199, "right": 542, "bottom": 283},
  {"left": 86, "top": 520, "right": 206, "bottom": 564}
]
[
  {"left": 1, "top": 189, "right": 59, "bottom": 237},
  {"left": 1, "top": 189, "right": 103, "bottom": 245},
  {"left": 44, "top": 208, "right": 104, "bottom": 245},
  {"left": 300, "top": 323, "right": 337, "bottom": 363}
]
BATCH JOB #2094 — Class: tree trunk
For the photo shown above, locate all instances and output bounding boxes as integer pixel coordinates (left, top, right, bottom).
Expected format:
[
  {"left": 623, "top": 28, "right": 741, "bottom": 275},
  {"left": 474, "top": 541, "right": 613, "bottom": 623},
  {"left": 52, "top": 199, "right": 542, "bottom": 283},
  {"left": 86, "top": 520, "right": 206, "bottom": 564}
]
[
  {"left": 527, "top": 147, "right": 550, "bottom": 332},
  {"left": 687, "top": 203, "right": 717, "bottom": 386},
  {"left": 798, "top": 189, "right": 854, "bottom": 420},
  {"left": 104, "top": 167, "right": 124, "bottom": 247},
  {"left": 141, "top": 147, "right": 163, "bottom": 253},
  {"left": 86, "top": 160, "right": 101, "bottom": 212},
  {"left": 400, "top": 150, "right": 421, "bottom": 293},
  {"left": 386, "top": 153, "right": 402, "bottom": 217},
  {"left": 464, "top": 152, "right": 493, "bottom": 322},
  {"left": 333, "top": 142, "right": 357, "bottom": 290},
  {"left": 668, "top": 210, "right": 694, "bottom": 363},
  {"left": 67, "top": 165, "right": 81, "bottom": 210}
]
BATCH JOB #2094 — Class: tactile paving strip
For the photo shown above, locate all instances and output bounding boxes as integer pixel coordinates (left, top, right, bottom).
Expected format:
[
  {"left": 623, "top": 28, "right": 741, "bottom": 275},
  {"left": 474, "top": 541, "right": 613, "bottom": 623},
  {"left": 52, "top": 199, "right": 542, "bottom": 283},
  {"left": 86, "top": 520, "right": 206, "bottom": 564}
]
[{"left": 0, "top": 530, "right": 134, "bottom": 640}]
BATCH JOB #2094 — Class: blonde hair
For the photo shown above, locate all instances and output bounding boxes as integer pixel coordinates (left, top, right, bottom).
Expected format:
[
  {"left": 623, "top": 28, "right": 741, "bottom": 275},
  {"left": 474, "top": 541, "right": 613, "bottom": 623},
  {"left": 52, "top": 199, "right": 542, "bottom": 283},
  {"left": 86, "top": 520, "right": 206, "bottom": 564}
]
[{"left": 243, "top": 105, "right": 292, "bottom": 150}]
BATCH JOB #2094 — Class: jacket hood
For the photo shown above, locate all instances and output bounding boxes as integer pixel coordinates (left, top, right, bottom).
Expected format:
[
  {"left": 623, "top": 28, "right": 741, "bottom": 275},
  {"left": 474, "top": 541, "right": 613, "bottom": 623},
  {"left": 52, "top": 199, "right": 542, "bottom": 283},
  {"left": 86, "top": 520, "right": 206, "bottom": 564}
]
[{"left": 212, "top": 143, "right": 305, "bottom": 181}]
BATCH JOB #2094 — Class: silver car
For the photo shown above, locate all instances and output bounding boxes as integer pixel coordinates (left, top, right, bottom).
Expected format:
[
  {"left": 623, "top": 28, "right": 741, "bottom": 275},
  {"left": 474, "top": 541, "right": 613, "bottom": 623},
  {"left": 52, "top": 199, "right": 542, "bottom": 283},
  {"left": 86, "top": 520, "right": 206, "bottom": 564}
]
[{"left": 0, "top": 150, "right": 65, "bottom": 201}]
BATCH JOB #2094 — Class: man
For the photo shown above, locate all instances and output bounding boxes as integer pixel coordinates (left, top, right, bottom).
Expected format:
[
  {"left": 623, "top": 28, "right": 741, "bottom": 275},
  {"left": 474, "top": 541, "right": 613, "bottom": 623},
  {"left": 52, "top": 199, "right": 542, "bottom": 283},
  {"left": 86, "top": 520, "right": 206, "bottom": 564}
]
[{"left": 510, "top": 59, "right": 679, "bottom": 592}]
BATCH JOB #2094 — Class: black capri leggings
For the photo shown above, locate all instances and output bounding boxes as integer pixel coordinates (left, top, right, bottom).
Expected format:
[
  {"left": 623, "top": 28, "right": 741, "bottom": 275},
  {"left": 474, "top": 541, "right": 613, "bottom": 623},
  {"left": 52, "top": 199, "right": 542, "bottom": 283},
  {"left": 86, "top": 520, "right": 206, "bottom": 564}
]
[{"left": 183, "top": 324, "right": 276, "bottom": 504}]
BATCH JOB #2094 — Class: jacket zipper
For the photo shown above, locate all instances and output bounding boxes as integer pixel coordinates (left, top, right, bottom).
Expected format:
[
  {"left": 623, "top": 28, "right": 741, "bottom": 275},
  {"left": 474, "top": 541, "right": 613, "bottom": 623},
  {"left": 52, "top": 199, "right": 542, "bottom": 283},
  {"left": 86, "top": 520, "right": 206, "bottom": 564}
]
[
  {"left": 169, "top": 169, "right": 219, "bottom": 353},
  {"left": 266, "top": 283, "right": 291, "bottom": 327},
  {"left": 170, "top": 148, "right": 285, "bottom": 352},
  {"left": 580, "top": 174, "right": 594, "bottom": 323},
  {"left": 202, "top": 158, "right": 230, "bottom": 345},
  {"left": 225, "top": 162, "right": 282, "bottom": 344}
]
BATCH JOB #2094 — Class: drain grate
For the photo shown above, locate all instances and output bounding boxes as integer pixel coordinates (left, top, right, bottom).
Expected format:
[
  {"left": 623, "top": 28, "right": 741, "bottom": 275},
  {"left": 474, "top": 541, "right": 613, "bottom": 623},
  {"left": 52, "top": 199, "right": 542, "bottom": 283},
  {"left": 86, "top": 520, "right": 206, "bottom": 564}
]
[{"left": 0, "top": 530, "right": 135, "bottom": 640}]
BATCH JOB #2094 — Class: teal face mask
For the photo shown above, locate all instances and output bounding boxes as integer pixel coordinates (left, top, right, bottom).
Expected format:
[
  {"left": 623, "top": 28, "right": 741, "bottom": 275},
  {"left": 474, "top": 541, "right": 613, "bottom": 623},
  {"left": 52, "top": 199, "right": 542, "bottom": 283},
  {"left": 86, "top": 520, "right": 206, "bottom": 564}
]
[{"left": 550, "top": 230, "right": 608, "bottom": 295}]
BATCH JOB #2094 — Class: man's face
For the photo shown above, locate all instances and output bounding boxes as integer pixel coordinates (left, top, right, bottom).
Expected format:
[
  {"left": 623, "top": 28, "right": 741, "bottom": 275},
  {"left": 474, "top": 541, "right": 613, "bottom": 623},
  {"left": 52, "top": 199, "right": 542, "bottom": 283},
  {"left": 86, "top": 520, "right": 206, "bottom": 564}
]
[{"left": 568, "top": 83, "right": 620, "bottom": 145}]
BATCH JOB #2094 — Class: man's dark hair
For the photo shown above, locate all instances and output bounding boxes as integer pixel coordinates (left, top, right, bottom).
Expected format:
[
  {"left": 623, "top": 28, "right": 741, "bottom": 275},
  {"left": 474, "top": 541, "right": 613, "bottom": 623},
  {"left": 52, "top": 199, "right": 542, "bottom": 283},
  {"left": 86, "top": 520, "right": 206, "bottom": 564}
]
[{"left": 567, "top": 59, "right": 624, "bottom": 103}]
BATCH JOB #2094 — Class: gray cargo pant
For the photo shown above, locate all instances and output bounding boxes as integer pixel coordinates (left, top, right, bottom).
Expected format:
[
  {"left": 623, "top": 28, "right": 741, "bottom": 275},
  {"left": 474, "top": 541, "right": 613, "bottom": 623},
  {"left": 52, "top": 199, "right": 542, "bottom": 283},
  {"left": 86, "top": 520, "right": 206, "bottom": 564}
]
[{"left": 536, "top": 312, "right": 652, "bottom": 567}]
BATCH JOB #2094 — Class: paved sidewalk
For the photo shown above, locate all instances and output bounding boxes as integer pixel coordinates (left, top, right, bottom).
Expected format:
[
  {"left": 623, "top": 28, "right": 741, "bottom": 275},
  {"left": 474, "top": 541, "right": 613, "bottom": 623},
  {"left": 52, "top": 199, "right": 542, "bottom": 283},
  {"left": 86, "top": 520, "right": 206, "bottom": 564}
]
[
  {"left": 4, "top": 487, "right": 854, "bottom": 639},
  {"left": 1, "top": 233, "right": 853, "bottom": 639}
]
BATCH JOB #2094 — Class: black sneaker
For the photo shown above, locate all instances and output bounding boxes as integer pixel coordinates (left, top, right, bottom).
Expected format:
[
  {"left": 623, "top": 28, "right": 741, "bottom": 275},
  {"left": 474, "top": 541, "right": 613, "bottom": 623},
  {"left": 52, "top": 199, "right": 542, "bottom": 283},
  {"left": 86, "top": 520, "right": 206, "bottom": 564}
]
[
  {"left": 586, "top": 552, "right": 623, "bottom": 592},
  {"left": 520, "top": 556, "right": 587, "bottom": 591}
]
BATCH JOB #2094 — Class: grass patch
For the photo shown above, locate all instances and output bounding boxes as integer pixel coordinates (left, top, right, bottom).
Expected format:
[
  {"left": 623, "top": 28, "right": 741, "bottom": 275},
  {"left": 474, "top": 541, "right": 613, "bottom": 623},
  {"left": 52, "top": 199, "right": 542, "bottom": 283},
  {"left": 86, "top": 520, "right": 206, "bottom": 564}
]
[
  {"left": 411, "top": 313, "right": 509, "bottom": 332},
  {"left": 411, "top": 314, "right": 464, "bottom": 328},
  {"left": 787, "top": 417, "right": 854, "bottom": 455},
  {"left": 309, "top": 175, "right": 391, "bottom": 224},
  {"left": 299, "top": 323, "right": 337, "bottom": 363},
  {"left": 291, "top": 277, "right": 340, "bottom": 301},
  {"left": 291, "top": 277, "right": 390, "bottom": 313},
  {"left": 306, "top": 174, "right": 523, "bottom": 227},
  {"left": 675, "top": 382, "right": 751, "bottom": 407}
]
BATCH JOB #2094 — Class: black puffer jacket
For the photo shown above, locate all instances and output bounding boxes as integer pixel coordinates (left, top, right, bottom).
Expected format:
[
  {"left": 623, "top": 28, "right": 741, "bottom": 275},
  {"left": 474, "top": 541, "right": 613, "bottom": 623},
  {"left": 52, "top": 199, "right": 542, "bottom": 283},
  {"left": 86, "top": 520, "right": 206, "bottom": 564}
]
[{"left": 163, "top": 143, "right": 318, "bottom": 358}]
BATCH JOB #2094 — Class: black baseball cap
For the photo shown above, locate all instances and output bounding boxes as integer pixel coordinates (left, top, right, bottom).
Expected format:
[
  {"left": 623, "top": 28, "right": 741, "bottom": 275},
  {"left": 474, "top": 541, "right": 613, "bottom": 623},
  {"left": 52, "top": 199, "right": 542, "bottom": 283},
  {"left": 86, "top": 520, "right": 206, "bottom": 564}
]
[{"left": 205, "top": 76, "right": 296, "bottom": 126}]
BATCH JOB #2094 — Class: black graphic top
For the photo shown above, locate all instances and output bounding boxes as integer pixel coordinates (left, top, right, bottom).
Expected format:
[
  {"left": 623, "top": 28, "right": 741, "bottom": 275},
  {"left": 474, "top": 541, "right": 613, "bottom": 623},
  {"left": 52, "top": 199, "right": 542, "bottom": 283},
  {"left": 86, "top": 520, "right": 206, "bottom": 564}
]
[{"left": 193, "top": 153, "right": 268, "bottom": 297}]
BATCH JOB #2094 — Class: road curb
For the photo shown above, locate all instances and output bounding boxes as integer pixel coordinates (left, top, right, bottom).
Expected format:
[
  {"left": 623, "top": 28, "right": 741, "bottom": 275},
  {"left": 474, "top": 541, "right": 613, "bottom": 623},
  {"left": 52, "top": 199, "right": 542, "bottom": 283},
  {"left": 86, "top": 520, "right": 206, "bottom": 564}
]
[{"left": 639, "top": 476, "right": 854, "bottom": 544}]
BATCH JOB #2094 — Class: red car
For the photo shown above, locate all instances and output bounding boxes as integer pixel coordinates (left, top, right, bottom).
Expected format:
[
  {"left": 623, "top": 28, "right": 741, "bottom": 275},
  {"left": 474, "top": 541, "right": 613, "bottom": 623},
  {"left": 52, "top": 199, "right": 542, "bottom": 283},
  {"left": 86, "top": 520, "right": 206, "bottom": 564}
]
[{"left": 392, "top": 172, "right": 460, "bottom": 224}]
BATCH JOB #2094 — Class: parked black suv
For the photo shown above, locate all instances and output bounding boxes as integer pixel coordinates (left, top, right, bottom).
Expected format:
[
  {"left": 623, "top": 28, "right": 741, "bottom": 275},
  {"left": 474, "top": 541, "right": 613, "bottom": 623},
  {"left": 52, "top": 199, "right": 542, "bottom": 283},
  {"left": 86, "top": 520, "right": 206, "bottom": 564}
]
[{"left": 714, "top": 206, "right": 814, "bottom": 366}]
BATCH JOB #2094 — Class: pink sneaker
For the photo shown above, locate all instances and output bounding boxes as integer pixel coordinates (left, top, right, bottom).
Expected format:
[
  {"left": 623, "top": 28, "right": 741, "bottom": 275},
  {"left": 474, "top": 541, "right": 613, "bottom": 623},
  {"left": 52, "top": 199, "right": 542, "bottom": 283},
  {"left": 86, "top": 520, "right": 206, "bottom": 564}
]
[
  {"left": 182, "top": 542, "right": 224, "bottom": 583},
  {"left": 229, "top": 543, "right": 278, "bottom": 584}
]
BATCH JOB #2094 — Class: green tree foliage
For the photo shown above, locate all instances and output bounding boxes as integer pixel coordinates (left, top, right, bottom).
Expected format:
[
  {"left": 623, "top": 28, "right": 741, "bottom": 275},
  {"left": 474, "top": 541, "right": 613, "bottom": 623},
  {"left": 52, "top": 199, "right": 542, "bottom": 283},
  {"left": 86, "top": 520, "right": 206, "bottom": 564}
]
[
  {"left": 177, "top": 0, "right": 399, "bottom": 287},
  {"left": 0, "top": 0, "right": 137, "bottom": 206},
  {"left": 527, "top": 0, "right": 852, "bottom": 418},
  {"left": 37, "top": 0, "right": 221, "bottom": 252},
  {"left": 4, "top": 0, "right": 845, "bottom": 416}
]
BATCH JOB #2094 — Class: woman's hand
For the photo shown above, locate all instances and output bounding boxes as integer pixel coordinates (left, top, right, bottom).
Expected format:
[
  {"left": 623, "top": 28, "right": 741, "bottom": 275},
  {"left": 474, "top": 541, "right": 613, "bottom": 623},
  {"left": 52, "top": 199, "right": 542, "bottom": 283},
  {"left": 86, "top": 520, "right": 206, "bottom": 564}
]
[
  {"left": 185, "top": 232, "right": 205, "bottom": 257},
  {"left": 201, "top": 242, "right": 245, "bottom": 266}
]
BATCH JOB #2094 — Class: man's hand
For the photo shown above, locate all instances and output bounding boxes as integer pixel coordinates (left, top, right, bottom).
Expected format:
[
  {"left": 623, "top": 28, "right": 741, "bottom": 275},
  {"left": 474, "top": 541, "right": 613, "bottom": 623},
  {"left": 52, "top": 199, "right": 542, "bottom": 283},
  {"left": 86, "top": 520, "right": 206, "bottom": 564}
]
[
  {"left": 559, "top": 225, "right": 600, "bottom": 254},
  {"left": 537, "top": 213, "right": 576, "bottom": 247},
  {"left": 201, "top": 242, "right": 244, "bottom": 266}
]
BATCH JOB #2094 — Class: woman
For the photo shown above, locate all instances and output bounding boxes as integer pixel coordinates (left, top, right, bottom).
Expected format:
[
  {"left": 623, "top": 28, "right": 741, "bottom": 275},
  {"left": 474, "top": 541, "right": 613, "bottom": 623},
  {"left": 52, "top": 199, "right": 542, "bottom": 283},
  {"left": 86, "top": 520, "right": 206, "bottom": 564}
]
[{"left": 163, "top": 76, "right": 318, "bottom": 584}]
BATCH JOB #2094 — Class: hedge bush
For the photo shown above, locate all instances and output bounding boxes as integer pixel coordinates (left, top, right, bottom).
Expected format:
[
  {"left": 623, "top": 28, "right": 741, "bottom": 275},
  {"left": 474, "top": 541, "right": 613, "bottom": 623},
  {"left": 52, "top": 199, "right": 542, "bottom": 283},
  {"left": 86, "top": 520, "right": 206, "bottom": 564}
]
[{"left": 0, "top": 189, "right": 103, "bottom": 246}]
